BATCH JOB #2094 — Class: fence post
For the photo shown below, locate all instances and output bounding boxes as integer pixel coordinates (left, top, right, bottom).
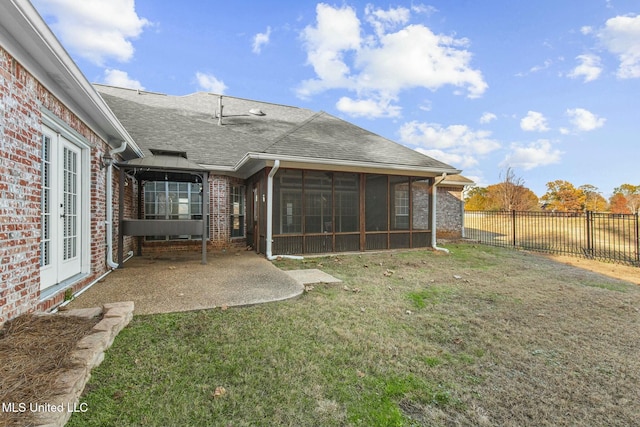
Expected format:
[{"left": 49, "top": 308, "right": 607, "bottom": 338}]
[
  {"left": 512, "top": 210, "right": 516, "bottom": 247},
  {"left": 635, "top": 211, "right": 640, "bottom": 266},
  {"left": 586, "top": 211, "right": 593, "bottom": 257}
]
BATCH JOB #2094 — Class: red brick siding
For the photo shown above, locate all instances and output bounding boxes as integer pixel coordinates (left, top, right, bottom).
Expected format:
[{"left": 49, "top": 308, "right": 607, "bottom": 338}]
[{"left": 0, "top": 47, "right": 133, "bottom": 324}]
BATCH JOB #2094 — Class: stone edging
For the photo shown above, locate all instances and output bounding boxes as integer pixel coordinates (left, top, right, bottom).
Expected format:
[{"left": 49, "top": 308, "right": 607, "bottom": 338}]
[{"left": 33, "top": 301, "right": 134, "bottom": 427}]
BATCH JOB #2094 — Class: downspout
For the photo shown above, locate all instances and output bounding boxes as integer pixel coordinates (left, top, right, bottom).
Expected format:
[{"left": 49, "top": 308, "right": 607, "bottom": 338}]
[
  {"left": 266, "top": 160, "right": 303, "bottom": 261},
  {"left": 106, "top": 141, "right": 128, "bottom": 269},
  {"left": 431, "top": 173, "right": 450, "bottom": 253}
]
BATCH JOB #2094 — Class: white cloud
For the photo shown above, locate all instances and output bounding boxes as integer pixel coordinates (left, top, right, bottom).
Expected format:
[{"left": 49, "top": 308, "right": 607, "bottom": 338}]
[
  {"left": 479, "top": 112, "right": 497, "bottom": 124},
  {"left": 597, "top": 14, "right": 640, "bottom": 79},
  {"left": 298, "top": 3, "right": 361, "bottom": 95},
  {"left": 103, "top": 69, "right": 144, "bottom": 90},
  {"left": 411, "top": 4, "right": 438, "bottom": 16},
  {"left": 399, "top": 121, "right": 500, "bottom": 169},
  {"left": 297, "top": 4, "right": 487, "bottom": 118},
  {"left": 195, "top": 72, "right": 227, "bottom": 94},
  {"left": 33, "top": 0, "right": 149, "bottom": 65},
  {"left": 365, "top": 4, "right": 411, "bottom": 37},
  {"left": 252, "top": 26, "right": 272, "bottom": 54},
  {"left": 501, "top": 139, "right": 562, "bottom": 170},
  {"left": 580, "top": 26, "right": 593, "bottom": 35},
  {"left": 568, "top": 54, "right": 603, "bottom": 82},
  {"left": 335, "top": 96, "right": 401, "bottom": 118},
  {"left": 520, "top": 111, "right": 549, "bottom": 132},
  {"left": 416, "top": 148, "right": 478, "bottom": 169},
  {"left": 566, "top": 108, "right": 606, "bottom": 131},
  {"left": 529, "top": 59, "right": 552, "bottom": 73}
]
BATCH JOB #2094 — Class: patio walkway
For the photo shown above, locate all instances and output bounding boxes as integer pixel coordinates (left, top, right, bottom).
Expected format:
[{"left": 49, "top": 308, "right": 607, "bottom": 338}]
[{"left": 66, "top": 250, "right": 305, "bottom": 315}]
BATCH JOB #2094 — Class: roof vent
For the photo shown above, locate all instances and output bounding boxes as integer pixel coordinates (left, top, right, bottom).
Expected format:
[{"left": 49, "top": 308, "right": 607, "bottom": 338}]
[{"left": 249, "top": 108, "right": 265, "bottom": 116}]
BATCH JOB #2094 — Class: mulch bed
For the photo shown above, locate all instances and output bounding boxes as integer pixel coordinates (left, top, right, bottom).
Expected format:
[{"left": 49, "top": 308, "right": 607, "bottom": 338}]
[{"left": 0, "top": 313, "right": 100, "bottom": 427}]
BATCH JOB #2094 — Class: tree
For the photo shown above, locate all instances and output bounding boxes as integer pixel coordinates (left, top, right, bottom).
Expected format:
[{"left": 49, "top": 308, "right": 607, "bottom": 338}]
[
  {"left": 612, "top": 184, "right": 640, "bottom": 213},
  {"left": 609, "top": 193, "right": 631, "bottom": 214},
  {"left": 579, "top": 184, "right": 608, "bottom": 212},
  {"left": 490, "top": 167, "right": 539, "bottom": 211},
  {"left": 541, "top": 180, "right": 585, "bottom": 212},
  {"left": 464, "top": 187, "right": 489, "bottom": 210},
  {"left": 464, "top": 168, "right": 539, "bottom": 211}
]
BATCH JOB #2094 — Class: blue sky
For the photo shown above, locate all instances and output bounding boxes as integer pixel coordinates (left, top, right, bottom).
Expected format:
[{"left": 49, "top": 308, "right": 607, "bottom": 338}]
[{"left": 32, "top": 0, "right": 640, "bottom": 198}]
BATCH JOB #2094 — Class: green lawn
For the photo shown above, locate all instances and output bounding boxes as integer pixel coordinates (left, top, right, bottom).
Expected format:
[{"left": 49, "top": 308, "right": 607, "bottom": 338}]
[{"left": 68, "top": 244, "right": 640, "bottom": 426}]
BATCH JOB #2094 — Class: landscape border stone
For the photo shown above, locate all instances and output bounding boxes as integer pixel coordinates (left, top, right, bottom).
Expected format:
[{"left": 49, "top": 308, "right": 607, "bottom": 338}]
[{"left": 32, "top": 301, "right": 134, "bottom": 427}]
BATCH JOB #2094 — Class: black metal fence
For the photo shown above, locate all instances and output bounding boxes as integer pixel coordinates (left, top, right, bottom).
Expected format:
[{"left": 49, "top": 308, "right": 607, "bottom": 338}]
[{"left": 464, "top": 210, "right": 640, "bottom": 266}]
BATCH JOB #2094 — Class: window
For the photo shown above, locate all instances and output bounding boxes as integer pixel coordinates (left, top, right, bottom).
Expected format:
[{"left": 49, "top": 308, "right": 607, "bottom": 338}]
[
  {"left": 230, "top": 185, "right": 245, "bottom": 238},
  {"left": 144, "top": 181, "right": 202, "bottom": 240}
]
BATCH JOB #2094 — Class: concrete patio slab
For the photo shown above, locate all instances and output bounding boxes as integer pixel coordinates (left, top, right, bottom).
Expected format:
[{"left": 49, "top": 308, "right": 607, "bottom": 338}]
[
  {"left": 66, "top": 251, "right": 304, "bottom": 315},
  {"left": 285, "top": 269, "right": 342, "bottom": 285}
]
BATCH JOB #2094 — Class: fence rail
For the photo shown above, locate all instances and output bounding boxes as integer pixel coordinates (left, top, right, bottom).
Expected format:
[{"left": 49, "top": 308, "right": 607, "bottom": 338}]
[{"left": 464, "top": 210, "right": 640, "bottom": 266}]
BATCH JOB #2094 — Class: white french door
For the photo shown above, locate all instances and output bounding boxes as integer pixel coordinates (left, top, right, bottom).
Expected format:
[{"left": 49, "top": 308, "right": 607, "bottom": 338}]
[{"left": 40, "top": 128, "right": 83, "bottom": 290}]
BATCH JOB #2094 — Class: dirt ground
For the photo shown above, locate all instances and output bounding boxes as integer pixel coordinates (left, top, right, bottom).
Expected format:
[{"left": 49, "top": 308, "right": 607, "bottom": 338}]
[{"left": 545, "top": 254, "right": 639, "bottom": 285}]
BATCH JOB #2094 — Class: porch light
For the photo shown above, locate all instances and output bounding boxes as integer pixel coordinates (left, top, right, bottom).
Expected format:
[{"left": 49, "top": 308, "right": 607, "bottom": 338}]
[{"left": 101, "top": 153, "right": 113, "bottom": 169}]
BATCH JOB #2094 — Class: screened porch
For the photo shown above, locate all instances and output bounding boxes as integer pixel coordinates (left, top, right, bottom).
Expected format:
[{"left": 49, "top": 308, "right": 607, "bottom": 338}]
[{"left": 269, "top": 169, "right": 434, "bottom": 255}]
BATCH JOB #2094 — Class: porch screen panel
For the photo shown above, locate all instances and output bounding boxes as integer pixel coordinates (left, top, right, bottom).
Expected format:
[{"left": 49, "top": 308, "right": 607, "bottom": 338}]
[
  {"left": 390, "top": 176, "right": 410, "bottom": 230},
  {"left": 412, "top": 178, "right": 431, "bottom": 230},
  {"left": 274, "top": 170, "right": 302, "bottom": 234},
  {"left": 334, "top": 173, "right": 359, "bottom": 232},
  {"left": 304, "top": 171, "right": 332, "bottom": 233},
  {"left": 365, "top": 174, "right": 388, "bottom": 232}
]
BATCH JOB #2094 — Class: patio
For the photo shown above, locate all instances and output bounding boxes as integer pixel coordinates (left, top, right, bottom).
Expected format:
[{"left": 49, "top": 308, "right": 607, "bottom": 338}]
[{"left": 65, "top": 250, "right": 306, "bottom": 315}]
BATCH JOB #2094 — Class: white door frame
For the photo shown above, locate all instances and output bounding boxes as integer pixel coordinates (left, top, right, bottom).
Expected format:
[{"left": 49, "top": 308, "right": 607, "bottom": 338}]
[{"left": 40, "top": 118, "right": 91, "bottom": 291}]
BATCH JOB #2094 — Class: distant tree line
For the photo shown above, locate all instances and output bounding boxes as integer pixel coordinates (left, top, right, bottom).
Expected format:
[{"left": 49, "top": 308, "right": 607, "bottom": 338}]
[{"left": 465, "top": 168, "right": 639, "bottom": 214}]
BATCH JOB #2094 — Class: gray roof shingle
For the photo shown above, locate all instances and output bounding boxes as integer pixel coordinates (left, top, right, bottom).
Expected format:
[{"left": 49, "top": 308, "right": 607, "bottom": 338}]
[{"left": 95, "top": 84, "right": 460, "bottom": 174}]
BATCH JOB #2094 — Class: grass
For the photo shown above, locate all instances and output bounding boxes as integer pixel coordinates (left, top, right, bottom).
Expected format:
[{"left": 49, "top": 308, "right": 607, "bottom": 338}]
[{"left": 67, "top": 243, "right": 640, "bottom": 426}]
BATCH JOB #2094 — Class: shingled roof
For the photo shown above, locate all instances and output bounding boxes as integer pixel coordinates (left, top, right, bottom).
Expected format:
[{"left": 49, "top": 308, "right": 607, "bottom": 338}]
[{"left": 95, "top": 85, "right": 460, "bottom": 177}]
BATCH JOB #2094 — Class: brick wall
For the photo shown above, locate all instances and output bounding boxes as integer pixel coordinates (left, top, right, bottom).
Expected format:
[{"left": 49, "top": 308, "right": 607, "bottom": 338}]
[
  {"left": 0, "top": 49, "right": 42, "bottom": 323},
  {"left": 436, "top": 185, "right": 464, "bottom": 239},
  {"left": 0, "top": 47, "right": 131, "bottom": 324}
]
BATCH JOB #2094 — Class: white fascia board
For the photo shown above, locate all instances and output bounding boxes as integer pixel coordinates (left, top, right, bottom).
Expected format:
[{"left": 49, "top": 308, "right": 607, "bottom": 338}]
[{"left": 231, "top": 152, "right": 461, "bottom": 177}]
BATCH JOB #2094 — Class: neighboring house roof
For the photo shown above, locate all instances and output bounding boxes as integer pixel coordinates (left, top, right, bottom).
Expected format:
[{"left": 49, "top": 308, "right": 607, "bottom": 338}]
[
  {"left": 0, "top": 0, "right": 142, "bottom": 159},
  {"left": 95, "top": 85, "right": 461, "bottom": 178},
  {"left": 440, "top": 174, "right": 475, "bottom": 187}
]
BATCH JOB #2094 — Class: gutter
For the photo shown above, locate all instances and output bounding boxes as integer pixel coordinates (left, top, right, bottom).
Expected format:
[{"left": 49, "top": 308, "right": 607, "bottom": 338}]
[
  {"left": 431, "top": 173, "right": 450, "bottom": 254},
  {"left": 231, "top": 152, "right": 460, "bottom": 178},
  {"left": 265, "top": 160, "right": 303, "bottom": 261},
  {"left": 106, "top": 141, "right": 128, "bottom": 269}
]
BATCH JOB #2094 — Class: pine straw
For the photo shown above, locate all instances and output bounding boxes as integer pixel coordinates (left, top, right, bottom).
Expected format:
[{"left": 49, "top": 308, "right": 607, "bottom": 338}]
[{"left": 0, "top": 314, "right": 100, "bottom": 427}]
